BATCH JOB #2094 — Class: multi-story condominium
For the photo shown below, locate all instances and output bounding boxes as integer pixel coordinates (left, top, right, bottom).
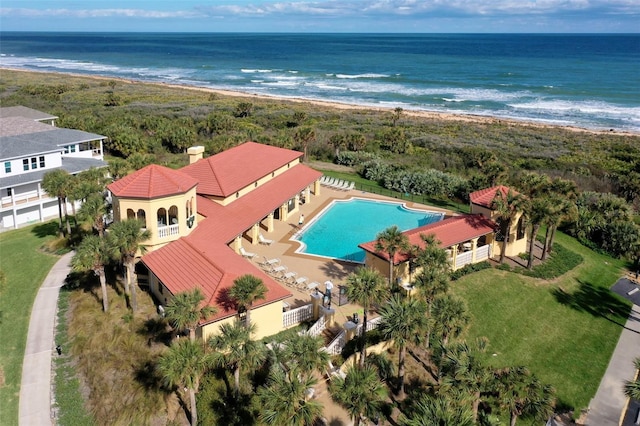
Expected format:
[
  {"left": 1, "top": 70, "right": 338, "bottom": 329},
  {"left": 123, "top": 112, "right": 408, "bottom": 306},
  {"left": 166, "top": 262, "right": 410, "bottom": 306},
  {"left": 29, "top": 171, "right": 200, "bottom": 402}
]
[{"left": 0, "top": 106, "right": 107, "bottom": 230}]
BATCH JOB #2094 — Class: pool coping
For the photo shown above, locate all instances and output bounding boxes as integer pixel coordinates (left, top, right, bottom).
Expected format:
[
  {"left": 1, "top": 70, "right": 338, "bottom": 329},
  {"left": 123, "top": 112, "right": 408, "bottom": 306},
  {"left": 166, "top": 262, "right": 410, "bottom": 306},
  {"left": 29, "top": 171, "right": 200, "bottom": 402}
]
[{"left": 289, "top": 195, "right": 446, "bottom": 263}]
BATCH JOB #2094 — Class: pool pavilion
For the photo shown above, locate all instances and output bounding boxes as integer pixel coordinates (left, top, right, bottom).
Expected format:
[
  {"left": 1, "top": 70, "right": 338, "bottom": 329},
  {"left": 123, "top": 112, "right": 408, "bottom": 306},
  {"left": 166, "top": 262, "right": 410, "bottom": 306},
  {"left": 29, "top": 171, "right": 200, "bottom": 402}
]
[{"left": 108, "top": 142, "right": 324, "bottom": 340}]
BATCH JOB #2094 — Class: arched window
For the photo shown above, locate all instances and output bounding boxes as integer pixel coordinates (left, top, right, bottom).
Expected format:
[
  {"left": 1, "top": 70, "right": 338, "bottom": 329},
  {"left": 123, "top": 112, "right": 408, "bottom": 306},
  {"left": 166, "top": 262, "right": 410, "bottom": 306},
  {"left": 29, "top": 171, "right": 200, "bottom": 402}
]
[
  {"left": 185, "top": 200, "right": 190, "bottom": 219},
  {"left": 157, "top": 208, "right": 167, "bottom": 226},
  {"left": 126, "top": 208, "right": 135, "bottom": 220},
  {"left": 168, "top": 205, "right": 178, "bottom": 225},
  {"left": 137, "top": 209, "right": 147, "bottom": 228},
  {"left": 516, "top": 216, "right": 525, "bottom": 240}
]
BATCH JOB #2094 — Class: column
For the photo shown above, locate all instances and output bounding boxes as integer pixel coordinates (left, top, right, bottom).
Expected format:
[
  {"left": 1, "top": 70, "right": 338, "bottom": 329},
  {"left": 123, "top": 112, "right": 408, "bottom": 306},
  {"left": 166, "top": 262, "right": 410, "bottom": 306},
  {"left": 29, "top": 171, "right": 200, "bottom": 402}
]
[
  {"left": 451, "top": 245, "right": 459, "bottom": 270},
  {"left": 304, "top": 187, "right": 311, "bottom": 205},
  {"left": 471, "top": 238, "right": 479, "bottom": 262},
  {"left": 280, "top": 203, "right": 288, "bottom": 221},
  {"left": 266, "top": 212, "right": 274, "bottom": 232},
  {"left": 250, "top": 223, "right": 260, "bottom": 245},
  {"left": 314, "top": 179, "right": 321, "bottom": 196},
  {"left": 311, "top": 292, "right": 323, "bottom": 320},
  {"left": 232, "top": 235, "right": 242, "bottom": 254}
]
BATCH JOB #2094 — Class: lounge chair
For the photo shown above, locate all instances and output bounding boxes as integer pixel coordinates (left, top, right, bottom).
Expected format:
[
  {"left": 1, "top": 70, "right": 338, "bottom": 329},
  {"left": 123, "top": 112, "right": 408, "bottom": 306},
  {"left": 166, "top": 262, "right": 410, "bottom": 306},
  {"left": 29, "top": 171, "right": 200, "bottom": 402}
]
[
  {"left": 344, "top": 181, "right": 355, "bottom": 191},
  {"left": 336, "top": 180, "right": 350, "bottom": 190},
  {"left": 258, "top": 233, "right": 274, "bottom": 245},
  {"left": 307, "top": 281, "right": 320, "bottom": 291},
  {"left": 271, "top": 265, "right": 287, "bottom": 277},
  {"left": 325, "top": 177, "right": 336, "bottom": 187},
  {"left": 239, "top": 247, "right": 256, "bottom": 260},
  {"left": 259, "top": 256, "right": 280, "bottom": 268},
  {"left": 282, "top": 271, "right": 297, "bottom": 283},
  {"left": 294, "top": 276, "right": 308, "bottom": 289},
  {"left": 332, "top": 179, "right": 345, "bottom": 189}
]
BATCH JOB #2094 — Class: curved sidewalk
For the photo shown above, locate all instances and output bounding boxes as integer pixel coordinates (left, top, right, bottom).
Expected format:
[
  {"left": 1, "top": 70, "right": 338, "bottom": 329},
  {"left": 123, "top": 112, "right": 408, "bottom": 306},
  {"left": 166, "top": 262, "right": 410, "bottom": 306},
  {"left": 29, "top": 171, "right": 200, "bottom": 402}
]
[
  {"left": 19, "top": 251, "right": 73, "bottom": 426},
  {"left": 585, "top": 303, "right": 640, "bottom": 426}
]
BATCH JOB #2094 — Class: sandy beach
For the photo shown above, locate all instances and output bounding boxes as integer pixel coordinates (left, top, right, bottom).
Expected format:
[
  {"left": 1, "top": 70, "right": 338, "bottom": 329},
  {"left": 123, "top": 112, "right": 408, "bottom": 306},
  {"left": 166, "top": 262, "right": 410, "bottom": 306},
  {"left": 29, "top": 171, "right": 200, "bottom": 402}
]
[{"left": 3, "top": 67, "right": 637, "bottom": 137}]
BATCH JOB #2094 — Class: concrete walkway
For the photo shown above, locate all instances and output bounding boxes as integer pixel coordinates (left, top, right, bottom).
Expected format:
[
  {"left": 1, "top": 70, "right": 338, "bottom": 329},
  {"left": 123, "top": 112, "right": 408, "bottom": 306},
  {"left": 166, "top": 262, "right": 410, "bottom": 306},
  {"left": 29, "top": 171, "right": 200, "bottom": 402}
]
[
  {"left": 585, "top": 303, "right": 640, "bottom": 426},
  {"left": 19, "top": 251, "right": 73, "bottom": 426}
]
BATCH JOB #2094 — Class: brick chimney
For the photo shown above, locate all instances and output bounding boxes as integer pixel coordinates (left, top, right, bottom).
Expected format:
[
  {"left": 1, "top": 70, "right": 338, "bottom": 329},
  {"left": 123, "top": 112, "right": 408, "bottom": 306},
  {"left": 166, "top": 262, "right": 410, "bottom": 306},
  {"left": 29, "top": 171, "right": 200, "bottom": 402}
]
[{"left": 187, "top": 146, "right": 204, "bottom": 164}]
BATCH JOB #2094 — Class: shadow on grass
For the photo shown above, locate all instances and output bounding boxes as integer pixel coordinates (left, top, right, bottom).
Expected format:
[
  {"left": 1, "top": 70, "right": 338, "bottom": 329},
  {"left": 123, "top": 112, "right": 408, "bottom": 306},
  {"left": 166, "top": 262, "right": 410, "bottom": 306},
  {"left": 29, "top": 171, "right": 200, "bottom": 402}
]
[
  {"left": 31, "top": 220, "right": 60, "bottom": 238},
  {"left": 552, "top": 280, "right": 633, "bottom": 331},
  {"left": 138, "top": 317, "right": 172, "bottom": 346}
]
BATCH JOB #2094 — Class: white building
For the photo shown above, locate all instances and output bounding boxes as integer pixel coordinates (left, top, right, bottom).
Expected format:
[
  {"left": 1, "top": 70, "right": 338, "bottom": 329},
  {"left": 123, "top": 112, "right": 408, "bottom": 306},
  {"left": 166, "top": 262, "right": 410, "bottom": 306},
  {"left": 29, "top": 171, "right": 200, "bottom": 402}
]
[{"left": 0, "top": 106, "right": 107, "bottom": 230}]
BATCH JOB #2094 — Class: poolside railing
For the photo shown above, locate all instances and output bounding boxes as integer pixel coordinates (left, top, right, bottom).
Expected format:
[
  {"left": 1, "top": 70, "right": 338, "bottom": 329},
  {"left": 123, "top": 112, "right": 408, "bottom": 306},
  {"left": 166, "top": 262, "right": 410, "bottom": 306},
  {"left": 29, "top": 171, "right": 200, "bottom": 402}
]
[{"left": 283, "top": 304, "right": 313, "bottom": 328}]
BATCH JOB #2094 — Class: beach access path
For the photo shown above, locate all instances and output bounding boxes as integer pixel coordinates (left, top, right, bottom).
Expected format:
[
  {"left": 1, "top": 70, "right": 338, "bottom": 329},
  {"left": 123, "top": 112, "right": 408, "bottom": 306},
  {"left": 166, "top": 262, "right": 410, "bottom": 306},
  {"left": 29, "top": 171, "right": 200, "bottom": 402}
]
[
  {"left": 19, "top": 251, "right": 73, "bottom": 426},
  {"left": 584, "top": 302, "right": 640, "bottom": 426}
]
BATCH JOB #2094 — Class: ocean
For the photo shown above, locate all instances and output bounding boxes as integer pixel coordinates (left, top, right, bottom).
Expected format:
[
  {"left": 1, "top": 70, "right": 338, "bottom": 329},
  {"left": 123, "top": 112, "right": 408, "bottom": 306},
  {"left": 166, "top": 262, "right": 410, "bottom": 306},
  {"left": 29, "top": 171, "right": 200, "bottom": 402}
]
[{"left": 1, "top": 32, "right": 639, "bottom": 132}]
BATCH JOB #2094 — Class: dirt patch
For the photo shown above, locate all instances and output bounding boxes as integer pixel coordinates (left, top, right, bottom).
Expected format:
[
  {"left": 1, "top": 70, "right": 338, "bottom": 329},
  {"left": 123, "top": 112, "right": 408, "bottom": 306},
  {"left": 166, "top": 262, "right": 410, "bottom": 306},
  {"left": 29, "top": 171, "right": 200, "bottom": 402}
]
[{"left": 306, "top": 161, "right": 355, "bottom": 173}]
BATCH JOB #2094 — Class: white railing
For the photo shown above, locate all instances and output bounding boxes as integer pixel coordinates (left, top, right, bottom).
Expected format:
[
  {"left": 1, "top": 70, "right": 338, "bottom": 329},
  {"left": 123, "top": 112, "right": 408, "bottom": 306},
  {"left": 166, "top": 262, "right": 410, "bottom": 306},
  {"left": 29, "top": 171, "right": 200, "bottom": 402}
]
[
  {"left": 356, "top": 315, "right": 383, "bottom": 335},
  {"left": 476, "top": 244, "right": 491, "bottom": 261},
  {"left": 305, "top": 315, "right": 327, "bottom": 337},
  {"left": 283, "top": 304, "right": 313, "bottom": 328},
  {"left": 456, "top": 250, "right": 473, "bottom": 268},
  {"left": 325, "top": 330, "right": 347, "bottom": 355},
  {"left": 158, "top": 224, "right": 180, "bottom": 238}
]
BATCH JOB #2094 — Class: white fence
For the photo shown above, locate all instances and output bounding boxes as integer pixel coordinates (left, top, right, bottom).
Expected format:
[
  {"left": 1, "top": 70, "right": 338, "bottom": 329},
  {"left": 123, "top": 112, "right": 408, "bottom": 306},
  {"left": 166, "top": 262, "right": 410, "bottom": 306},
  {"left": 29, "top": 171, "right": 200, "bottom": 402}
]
[
  {"left": 325, "top": 330, "right": 347, "bottom": 355},
  {"left": 283, "top": 304, "right": 313, "bottom": 328},
  {"left": 455, "top": 250, "right": 473, "bottom": 268},
  {"left": 305, "top": 315, "right": 327, "bottom": 337},
  {"left": 476, "top": 244, "right": 491, "bottom": 260}
]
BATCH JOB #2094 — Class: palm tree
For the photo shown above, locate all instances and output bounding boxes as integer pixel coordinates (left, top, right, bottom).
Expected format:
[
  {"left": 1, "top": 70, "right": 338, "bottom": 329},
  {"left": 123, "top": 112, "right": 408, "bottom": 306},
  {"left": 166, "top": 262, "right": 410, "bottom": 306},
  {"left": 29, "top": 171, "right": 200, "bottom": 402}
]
[
  {"left": 164, "top": 288, "right": 217, "bottom": 342},
  {"left": 208, "top": 320, "right": 266, "bottom": 397},
  {"left": 401, "top": 393, "right": 474, "bottom": 426},
  {"left": 281, "top": 332, "right": 330, "bottom": 380},
  {"left": 228, "top": 274, "right": 267, "bottom": 328},
  {"left": 438, "top": 340, "right": 490, "bottom": 422},
  {"left": 77, "top": 193, "right": 107, "bottom": 237},
  {"left": 542, "top": 196, "right": 576, "bottom": 260},
  {"left": 157, "top": 339, "right": 212, "bottom": 426},
  {"left": 294, "top": 126, "right": 315, "bottom": 162},
  {"left": 375, "top": 225, "right": 410, "bottom": 288},
  {"left": 109, "top": 218, "right": 151, "bottom": 312},
  {"left": 258, "top": 369, "right": 323, "bottom": 425},
  {"left": 432, "top": 294, "right": 470, "bottom": 346},
  {"left": 71, "top": 234, "right": 119, "bottom": 312},
  {"left": 108, "top": 158, "right": 131, "bottom": 181},
  {"left": 494, "top": 366, "right": 555, "bottom": 426},
  {"left": 42, "top": 169, "right": 73, "bottom": 237},
  {"left": 413, "top": 233, "right": 451, "bottom": 348},
  {"left": 526, "top": 196, "right": 552, "bottom": 269},
  {"left": 345, "top": 267, "right": 388, "bottom": 367},
  {"left": 329, "top": 365, "right": 387, "bottom": 426},
  {"left": 391, "top": 107, "right": 404, "bottom": 127},
  {"left": 624, "top": 357, "right": 640, "bottom": 400},
  {"left": 491, "top": 189, "right": 526, "bottom": 264},
  {"left": 379, "top": 294, "right": 429, "bottom": 399}
]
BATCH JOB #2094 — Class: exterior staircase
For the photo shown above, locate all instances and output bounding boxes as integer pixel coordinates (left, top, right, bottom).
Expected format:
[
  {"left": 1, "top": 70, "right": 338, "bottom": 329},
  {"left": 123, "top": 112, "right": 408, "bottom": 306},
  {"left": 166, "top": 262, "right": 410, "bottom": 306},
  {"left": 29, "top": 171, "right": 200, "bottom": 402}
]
[{"left": 321, "top": 325, "right": 342, "bottom": 345}]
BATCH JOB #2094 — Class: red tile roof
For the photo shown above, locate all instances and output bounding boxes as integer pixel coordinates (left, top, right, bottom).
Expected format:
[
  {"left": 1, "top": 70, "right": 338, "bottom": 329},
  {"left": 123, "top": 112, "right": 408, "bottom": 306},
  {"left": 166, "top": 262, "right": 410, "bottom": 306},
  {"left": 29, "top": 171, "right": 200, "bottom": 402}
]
[
  {"left": 141, "top": 238, "right": 290, "bottom": 324},
  {"left": 181, "top": 141, "right": 303, "bottom": 197},
  {"left": 359, "top": 214, "right": 496, "bottom": 264},
  {"left": 107, "top": 164, "right": 198, "bottom": 199},
  {"left": 469, "top": 185, "right": 520, "bottom": 208},
  {"left": 135, "top": 145, "right": 321, "bottom": 323}
]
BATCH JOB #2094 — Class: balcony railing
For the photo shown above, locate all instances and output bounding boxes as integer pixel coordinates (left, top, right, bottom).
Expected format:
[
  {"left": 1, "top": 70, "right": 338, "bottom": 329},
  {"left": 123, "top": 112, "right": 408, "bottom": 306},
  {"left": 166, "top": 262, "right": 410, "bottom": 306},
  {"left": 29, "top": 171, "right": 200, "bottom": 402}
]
[
  {"left": 283, "top": 304, "right": 312, "bottom": 328},
  {"left": 158, "top": 224, "right": 180, "bottom": 239}
]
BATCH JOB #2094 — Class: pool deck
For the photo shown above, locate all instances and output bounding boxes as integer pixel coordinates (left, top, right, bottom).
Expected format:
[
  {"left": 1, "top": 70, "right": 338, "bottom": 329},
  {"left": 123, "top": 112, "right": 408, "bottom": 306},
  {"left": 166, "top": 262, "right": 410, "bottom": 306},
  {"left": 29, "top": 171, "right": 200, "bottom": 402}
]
[
  {"left": 244, "top": 184, "right": 452, "bottom": 317},
  {"left": 240, "top": 185, "right": 451, "bottom": 425}
]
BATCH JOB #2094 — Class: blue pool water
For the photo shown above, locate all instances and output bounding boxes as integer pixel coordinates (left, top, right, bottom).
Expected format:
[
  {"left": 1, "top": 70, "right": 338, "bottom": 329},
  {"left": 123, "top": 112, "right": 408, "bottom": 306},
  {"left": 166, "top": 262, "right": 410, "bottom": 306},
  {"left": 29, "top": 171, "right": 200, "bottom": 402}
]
[{"left": 293, "top": 198, "right": 444, "bottom": 263}]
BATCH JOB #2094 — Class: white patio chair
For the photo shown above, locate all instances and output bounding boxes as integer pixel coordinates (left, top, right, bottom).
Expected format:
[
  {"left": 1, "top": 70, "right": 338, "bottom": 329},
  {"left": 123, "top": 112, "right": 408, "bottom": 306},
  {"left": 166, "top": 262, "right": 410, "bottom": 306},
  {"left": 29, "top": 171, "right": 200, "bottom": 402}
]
[
  {"left": 239, "top": 246, "right": 256, "bottom": 260},
  {"left": 294, "top": 276, "right": 308, "bottom": 289},
  {"left": 282, "top": 271, "right": 297, "bottom": 283},
  {"left": 271, "top": 265, "right": 287, "bottom": 277},
  {"left": 259, "top": 256, "right": 280, "bottom": 268},
  {"left": 258, "top": 233, "right": 274, "bottom": 245}
]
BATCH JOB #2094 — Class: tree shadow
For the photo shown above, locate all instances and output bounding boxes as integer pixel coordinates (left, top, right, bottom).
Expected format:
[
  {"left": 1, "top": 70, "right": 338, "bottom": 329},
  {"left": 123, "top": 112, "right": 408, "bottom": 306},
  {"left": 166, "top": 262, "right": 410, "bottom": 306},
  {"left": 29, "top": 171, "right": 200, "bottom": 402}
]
[
  {"left": 318, "top": 260, "right": 355, "bottom": 281},
  {"left": 138, "top": 317, "right": 172, "bottom": 346},
  {"left": 208, "top": 388, "right": 256, "bottom": 425},
  {"left": 31, "top": 220, "right": 60, "bottom": 238},
  {"left": 552, "top": 280, "right": 632, "bottom": 330},
  {"left": 134, "top": 360, "right": 167, "bottom": 392}
]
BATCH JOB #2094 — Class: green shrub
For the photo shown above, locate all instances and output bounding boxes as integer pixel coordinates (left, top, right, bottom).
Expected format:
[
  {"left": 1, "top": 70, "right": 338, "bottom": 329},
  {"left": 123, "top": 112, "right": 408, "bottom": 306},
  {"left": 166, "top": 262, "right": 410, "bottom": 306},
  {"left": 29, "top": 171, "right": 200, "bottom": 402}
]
[
  {"left": 450, "top": 261, "right": 492, "bottom": 281},
  {"left": 519, "top": 243, "right": 583, "bottom": 279}
]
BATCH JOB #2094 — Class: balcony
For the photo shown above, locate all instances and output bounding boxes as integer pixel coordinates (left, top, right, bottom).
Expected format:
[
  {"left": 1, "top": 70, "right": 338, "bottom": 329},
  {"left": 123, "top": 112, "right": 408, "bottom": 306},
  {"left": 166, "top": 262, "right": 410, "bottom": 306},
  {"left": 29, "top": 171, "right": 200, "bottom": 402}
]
[{"left": 158, "top": 223, "right": 180, "bottom": 239}]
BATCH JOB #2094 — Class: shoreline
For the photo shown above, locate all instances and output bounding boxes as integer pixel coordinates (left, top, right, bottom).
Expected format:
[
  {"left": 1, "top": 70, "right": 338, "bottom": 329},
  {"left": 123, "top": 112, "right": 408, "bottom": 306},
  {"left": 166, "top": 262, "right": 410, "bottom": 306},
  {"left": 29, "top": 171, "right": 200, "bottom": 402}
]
[{"left": 2, "top": 67, "right": 638, "bottom": 137}]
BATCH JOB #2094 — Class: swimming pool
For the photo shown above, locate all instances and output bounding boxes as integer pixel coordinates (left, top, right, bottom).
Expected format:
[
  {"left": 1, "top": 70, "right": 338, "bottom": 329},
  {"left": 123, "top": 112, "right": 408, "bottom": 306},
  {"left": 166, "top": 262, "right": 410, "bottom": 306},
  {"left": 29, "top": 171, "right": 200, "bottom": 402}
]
[{"left": 292, "top": 198, "right": 444, "bottom": 263}]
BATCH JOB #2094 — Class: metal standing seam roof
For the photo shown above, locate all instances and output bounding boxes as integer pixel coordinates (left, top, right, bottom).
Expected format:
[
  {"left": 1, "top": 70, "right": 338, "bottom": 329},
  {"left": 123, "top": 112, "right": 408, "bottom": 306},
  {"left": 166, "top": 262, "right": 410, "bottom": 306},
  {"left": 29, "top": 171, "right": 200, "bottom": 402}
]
[
  {"left": 107, "top": 164, "right": 199, "bottom": 199},
  {"left": 180, "top": 141, "right": 303, "bottom": 197},
  {"left": 469, "top": 185, "right": 520, "bottom": 208},
  {"left": 1, "top": 127, "right": 107, "bottom": 160},
  {"left": 0, "top": 106, "right": 58, "bottom": 122},
  {"left": 359, "top": 214, "right": 497, "bottom": 264},
  {"left": 0, "top": 157, "right": 107, "bottom": 189}
]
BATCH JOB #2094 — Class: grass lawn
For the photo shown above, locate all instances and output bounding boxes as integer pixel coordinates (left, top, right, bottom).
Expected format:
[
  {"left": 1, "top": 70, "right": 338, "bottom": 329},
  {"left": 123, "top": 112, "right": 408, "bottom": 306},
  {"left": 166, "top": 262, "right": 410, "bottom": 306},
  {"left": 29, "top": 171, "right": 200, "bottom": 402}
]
[
  {"left": 450, "top": 230, "right": 629, "bottom": 415},
  {"left": 0, "top": 221, "right": 61, "bottom": 425}
]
